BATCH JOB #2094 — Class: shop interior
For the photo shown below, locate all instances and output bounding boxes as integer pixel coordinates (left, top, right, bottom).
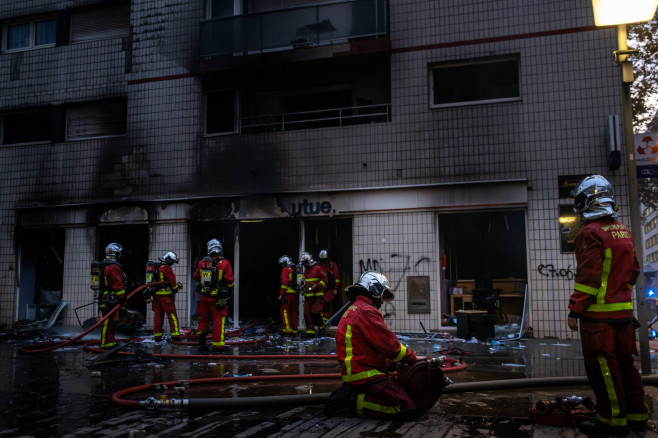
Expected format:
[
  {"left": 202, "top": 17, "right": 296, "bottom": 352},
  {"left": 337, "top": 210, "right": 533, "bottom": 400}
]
[{"left": 439, "top": 210, "right": 528, "bottom": 328}]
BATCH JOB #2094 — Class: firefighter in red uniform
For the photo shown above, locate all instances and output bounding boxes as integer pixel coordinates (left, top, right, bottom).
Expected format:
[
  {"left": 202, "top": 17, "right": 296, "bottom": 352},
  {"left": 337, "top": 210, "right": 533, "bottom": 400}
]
[
  {"left": 151, "top": 251, "right": 182, "bottom": 342},
  {"left": 96, "top": 243, "right": 128, "bottom": 349},
  {"left": 278, "top": 255, "right": 299, "bottom": 335},
  {"left": 325, "top": 271, "right": 422, "bottom": 420},
  {"left": 568, "top": 175, "right": 648, "bottom": 437},
  {"left": 318, "top": 249, "right": 340, "bottom": 322},
  {"left": 300, "top": 252, "right": 327, "bottom": 337},
  {"left": 194, "top": 238, "right": 234, "bottom": 353}
]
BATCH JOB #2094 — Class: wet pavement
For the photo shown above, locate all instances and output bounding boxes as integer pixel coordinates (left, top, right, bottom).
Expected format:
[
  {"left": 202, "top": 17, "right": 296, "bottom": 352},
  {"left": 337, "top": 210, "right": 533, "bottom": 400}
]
[{"left": 2, "top": 321, "right": 658, "bottom": 437}]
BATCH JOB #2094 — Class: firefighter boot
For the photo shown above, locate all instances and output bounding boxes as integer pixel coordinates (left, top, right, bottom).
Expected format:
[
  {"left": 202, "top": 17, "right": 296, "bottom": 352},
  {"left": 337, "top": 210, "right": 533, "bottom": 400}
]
[
  {"left": 198, "top": 333, "right": 209, "bottom": 352},
  {"left": 323, "top": 383, "right": 357, "bottom": 417},
  {"left": 578, "top": 419, "right": 628, "bottom": 437}
]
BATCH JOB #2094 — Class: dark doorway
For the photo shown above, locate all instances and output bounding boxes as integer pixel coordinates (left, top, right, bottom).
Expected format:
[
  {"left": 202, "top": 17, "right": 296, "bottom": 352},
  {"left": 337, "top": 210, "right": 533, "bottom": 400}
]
[
  {"left": 18, "top": 228, "right": 65, "bottom": 322},
  {"left": 96, "top": 225, "right": 149, "bottom": 317},
  {"left": 304, "top": 218, "right": 353, "bottom": 315},
  {"left": 439, "top": 210, "right": 527, "bottom": 316},
  {"left": 238, "top": 219, "right": 300, "bottom": 319}
]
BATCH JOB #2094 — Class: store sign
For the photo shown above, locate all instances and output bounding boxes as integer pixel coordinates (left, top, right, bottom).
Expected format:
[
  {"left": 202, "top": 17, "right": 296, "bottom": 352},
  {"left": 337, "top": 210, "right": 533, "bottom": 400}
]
[
  {"left": 635, "top": 132, "right": 658, "bottom": 178},
  {"left": 289, "top": 199, "right": 333, "bottom": 216}
]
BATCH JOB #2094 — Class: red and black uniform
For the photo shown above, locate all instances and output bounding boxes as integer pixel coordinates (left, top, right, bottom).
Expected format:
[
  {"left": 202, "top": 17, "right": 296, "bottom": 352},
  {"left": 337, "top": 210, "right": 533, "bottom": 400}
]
[
  {"left": 569, "top": 217, "right": 647, "bottom": 429},
  {"left": 99, "top": 261, "right": 126, "bottom": 348},
  {"left": 152, "top": 264, "right": 181, "bottom": 340},
  {"left": 279, "top": 265, "right": 299, "bottom": 334},
  {"left": 303, "top": 263, "right": 327, "bottom": 335},
  {"left": 319, "top": 259, "right": 340, "bottom": 319},
  {"left": 194, "top": 255, "right": 234, "bottom": 348},
  {"left": 336, "top": 295, "right": 418, "bottom": 419}
]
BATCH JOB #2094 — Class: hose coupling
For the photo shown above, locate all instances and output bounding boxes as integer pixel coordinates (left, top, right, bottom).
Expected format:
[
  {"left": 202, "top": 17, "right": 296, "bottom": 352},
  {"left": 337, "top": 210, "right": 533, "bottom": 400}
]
[{"left": 141, "top": 396, "right": 189, "bottom": 410}]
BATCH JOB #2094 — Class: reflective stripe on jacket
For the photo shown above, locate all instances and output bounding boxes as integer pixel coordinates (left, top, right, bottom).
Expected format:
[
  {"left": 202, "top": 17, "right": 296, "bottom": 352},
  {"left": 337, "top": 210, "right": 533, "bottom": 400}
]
[
  {"left": 569, "top": 218, "right": 638, "bottom": 320},
  {"left": 336, "top": 295, "right": 417, "bottom": 384}
]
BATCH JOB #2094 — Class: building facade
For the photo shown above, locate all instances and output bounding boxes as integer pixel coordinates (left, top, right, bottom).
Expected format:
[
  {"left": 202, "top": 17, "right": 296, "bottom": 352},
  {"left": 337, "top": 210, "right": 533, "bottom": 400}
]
[{"left": 0, "top": 0, "right": 632, "bottom": 338}]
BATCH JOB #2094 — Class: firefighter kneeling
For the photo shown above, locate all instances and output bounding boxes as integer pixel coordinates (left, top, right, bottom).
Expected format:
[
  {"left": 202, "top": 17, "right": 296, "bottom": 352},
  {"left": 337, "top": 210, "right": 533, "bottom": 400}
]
[{"left": 324, "top": 271, "right": 450, "bottom": 420}]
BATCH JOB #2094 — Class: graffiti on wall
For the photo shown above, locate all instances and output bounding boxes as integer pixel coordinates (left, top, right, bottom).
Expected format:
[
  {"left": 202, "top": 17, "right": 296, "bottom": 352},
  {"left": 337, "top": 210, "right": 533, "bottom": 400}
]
[
  {"left": 537, "top": 263, "right": 574, "bottom": 280},
  {"left": 358, "top": 253, "right": 432, "bottom": 291}
]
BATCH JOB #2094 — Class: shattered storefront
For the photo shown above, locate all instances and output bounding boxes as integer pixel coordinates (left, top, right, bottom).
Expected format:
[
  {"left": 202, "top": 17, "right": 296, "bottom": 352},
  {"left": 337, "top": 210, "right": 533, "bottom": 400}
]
[{"left": 14, "top": 179, "right": 528, "bottom": 333}]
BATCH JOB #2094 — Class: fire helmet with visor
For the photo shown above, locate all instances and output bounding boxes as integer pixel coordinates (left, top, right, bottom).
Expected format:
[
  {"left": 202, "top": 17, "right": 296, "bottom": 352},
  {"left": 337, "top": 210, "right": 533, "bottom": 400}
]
[
  {"left": 207, "top": 238, "right": 223, "bottom": 255},
  {"left": 569, "top": 175, "right": 618, "bottom": 220},
  {"left": 105, "top": 243, "right": 123, "bottom": 260},
  {"left": 278, "top": 255, "right": 292, "bottom": 267},
  {"left": 161, "top": 251, "right": 179, "bottom": 265},
  {"left": 346, "top": 270, "right": 394, "bottom": 309}
]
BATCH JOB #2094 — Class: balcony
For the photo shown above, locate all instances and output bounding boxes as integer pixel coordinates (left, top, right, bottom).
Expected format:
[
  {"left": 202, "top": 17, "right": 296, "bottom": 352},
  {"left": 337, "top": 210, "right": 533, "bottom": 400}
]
[
  {"left": 238, "top": 103, "right": 391, "bottom": 134},
  {"left": 200, "top": 0, "right": 388, "bottom": 58}
]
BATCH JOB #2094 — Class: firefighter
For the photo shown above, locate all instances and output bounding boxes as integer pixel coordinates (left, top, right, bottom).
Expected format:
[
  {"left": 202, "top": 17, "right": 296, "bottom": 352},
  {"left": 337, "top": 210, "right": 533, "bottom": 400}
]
[
  {"left": 96, "top": 243, "right": 128, "bottom": 349},
  {"left": 300, "top": 252, "right": 327, "bottom": 337},
  {"left": 318, "top": 249, "right": 340, "bottom": 322},
  {"left": 151, "top": 251, "right": 182, "bottom": 343},
  {"left": 325, "top": 271, "right": 422, "bottom": 420},
  {"left": 278, "top": 255, "right": 299, "bottom": 335},
  {"left": 193, "top": 238, "right": 234, "bottom": 353},
  {"left": 567, "top": 175, "right": 648, "bottom": 437}
]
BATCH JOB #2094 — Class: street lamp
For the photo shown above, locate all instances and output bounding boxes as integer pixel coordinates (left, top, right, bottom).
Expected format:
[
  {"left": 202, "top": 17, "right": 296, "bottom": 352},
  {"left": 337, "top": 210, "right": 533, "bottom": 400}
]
[{"left": 591, "top": 0, "right": 658, "bottom": 374}]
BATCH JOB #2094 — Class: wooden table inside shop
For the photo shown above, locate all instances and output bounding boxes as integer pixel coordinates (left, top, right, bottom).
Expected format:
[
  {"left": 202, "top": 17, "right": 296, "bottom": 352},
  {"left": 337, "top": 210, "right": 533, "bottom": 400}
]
[{"left": 450, "top": 293, "right": 473, "bottom": 314}]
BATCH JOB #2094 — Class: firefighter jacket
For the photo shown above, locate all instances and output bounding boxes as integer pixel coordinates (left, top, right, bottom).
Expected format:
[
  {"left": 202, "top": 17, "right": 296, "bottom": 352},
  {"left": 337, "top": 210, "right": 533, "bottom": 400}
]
[
  {"left": 569, "top": 217, "right": 639, "bottom": 322},
  {"left": 280, "top": 266, "right": 295, "bottom": 295},
  {"left": 156, "top": 264, "right": 179, "bottom": 296},
  {"left": 303, "top": 263, "right": 327, "bottom": 297},
  {"left": 320, "top": 259, "right": 340, "bottom": 291},
  {"left": 336, "top": 295, "right": 417, "bottom": 384},
  {"left": 101, "top": 261, "right": 127, "bottom": 308},
  {"left": 193, "top": 254, "right": 234, "bottom": 297}
]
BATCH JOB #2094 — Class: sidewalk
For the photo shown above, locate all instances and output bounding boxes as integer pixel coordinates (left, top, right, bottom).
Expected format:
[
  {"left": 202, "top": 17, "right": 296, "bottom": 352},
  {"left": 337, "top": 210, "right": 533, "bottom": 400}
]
[{"left": 2, "top": 323, "right": 658, "bottom": 437}]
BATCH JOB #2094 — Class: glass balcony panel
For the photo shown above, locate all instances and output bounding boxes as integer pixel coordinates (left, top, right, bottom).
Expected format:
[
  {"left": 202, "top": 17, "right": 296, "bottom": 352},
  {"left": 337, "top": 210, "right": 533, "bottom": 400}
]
[{"left": 200, "top": 0, "right": 387, "bottom": 57}]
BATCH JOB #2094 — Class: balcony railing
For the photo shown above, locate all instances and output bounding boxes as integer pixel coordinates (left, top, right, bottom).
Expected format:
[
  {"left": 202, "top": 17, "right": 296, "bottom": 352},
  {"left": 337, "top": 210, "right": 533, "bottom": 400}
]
[
  {"left": 238, "top": 103, "right": 390, "bottom": 134},
  {"left": 200, "top": 0, "right": 387, "bottom": 57}
]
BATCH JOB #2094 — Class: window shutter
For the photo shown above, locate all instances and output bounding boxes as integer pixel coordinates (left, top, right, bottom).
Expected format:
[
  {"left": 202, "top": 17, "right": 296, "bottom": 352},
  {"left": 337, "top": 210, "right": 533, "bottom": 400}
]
[
  {"left": 70, "top": 4, "right": 129, "bottom": 42},
  {"left": 66, "top": 99, "right": 127, "bottom": 140}
]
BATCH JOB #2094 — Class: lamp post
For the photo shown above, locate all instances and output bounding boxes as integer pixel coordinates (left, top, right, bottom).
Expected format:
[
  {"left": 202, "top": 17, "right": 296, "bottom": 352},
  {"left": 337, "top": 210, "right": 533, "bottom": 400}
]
[{"left": 591, "top": 0, "right": 658, "bottom": 374}]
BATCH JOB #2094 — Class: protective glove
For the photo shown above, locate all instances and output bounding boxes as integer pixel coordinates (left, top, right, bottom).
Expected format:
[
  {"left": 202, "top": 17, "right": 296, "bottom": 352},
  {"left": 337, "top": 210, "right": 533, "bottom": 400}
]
[
  {"left": 177, "top": 282, "right": 184, "bottom": 291},
  {"left": 215, "top": 298, "right": 228, "bottom": 309}
]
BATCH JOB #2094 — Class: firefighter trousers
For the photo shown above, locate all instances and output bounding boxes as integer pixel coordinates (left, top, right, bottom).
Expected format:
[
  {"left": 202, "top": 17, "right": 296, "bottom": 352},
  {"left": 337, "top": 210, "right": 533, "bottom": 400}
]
[
  {"left": 579, "top": 319, "right": 648, "bottom": 428},
  {"left": 350, "top": 376, "right": 417, "bottom": 420},
  {"left": 152, "top": 294, "right": 180, "bottom": 337},
  {"left": 197, "top": 295, "right": 228, "bottom": 347},
  {"left": 280, "top": 294, "right": 299, "bottom": 334}
]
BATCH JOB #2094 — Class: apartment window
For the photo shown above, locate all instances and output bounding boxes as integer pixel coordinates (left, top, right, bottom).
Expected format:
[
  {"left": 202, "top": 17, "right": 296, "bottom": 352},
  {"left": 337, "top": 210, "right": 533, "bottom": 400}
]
[
  {"left": 3, "top": 16, "right": 56, "bottom": 52},
  {"left": 1, "top": 108, "right": 52, "bottom": 145},
  {"left": 206, "top": 90, "right": 238, "bottom": 135},
  {"left": 66, "top": 99, "right": 127, "bottom": 140},
  {"left": 70, "top": 2, "right": 130, "bottom": 42},
  {"left": 430, "top": 56, "right": 521, "bottom": 108}
]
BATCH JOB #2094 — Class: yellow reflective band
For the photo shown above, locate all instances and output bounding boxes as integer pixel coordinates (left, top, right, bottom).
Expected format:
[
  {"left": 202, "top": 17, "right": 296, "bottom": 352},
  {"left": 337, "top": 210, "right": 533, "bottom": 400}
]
[
  {"left": 155, "top": 290, "right": 172, "bottom": 295},
  {"left": 597, "top": 248, "right": 612, "bottom": 304},
  {"left": 342, "top": 369, "right": 385, "bottom": 382},
  {"left": 597, "top": 355, "right": 621, "bottom": 421},
  {"left": 283, "top": 309, "right": 290, "bottom": 331},
  {"left": 171, "top": 315, "right": 179, "bottom": 335},
  {"left": 361, "top": 399, "right": 402, "bottom": 415},
  {"left": 627, "top": 411, "right": 648, "bottom": 422},
  {"left": 586, "top": 302, "right": 633, "bottom": 312},
  {"left": 575, "top": 283, "right": 599, "bottom": 295},
  {"left": 345, "top": 325, "right": 353, "bottom": 376},
  {"left": 356, "top": 393, "right": 366, "bottom": 417},
  {"left": 394, "top": 344, "right": 407, "bottom": 362}
]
